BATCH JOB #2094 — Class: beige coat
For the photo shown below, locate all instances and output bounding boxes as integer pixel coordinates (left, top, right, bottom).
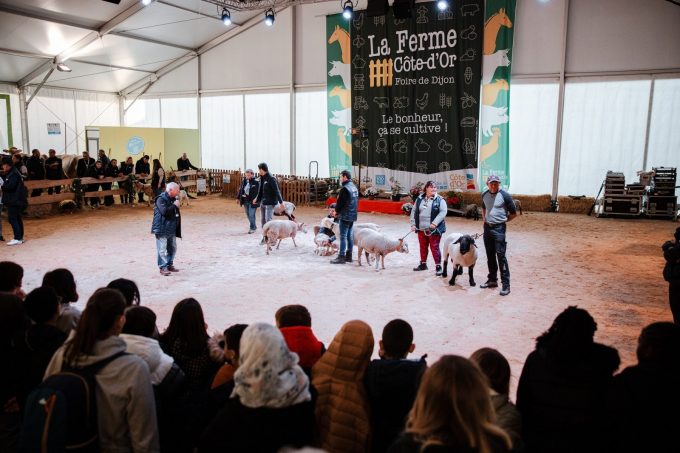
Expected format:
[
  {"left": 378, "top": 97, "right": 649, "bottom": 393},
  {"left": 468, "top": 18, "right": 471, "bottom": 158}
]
[{"left": 312, "top": 320, "right": 374, "bottom": 453}]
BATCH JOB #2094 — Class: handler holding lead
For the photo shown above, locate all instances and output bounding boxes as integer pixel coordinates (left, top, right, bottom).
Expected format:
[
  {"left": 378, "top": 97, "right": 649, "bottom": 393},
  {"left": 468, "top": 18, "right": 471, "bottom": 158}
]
[
  {"left": 480, "top": 175, "right": 516, "bottom": 296},
  {"left": 410, "top": 180, "right": 447, "bottom": 276}
]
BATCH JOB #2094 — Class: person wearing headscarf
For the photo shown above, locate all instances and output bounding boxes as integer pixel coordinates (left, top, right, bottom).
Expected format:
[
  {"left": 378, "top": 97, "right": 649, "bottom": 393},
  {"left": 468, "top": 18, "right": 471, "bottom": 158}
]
[{"left": 197, "top": 323, "right": 314, "bottom": 452}]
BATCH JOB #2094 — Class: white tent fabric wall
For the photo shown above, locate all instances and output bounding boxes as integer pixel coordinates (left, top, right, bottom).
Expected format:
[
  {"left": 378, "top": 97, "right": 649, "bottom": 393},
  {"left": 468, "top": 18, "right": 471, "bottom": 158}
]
[
  {"left": 75, "top": 91, "right": 120, "bottom": 152},
  {"left": 295, "top": 90, "right": 329, "bottom": 178},
  {"left": 0, "top": 99, "right": 9, "bottom": 150},
  {"left": 161, "top": 97, "right": 198, "bottom": 129},
  {"left": 27, "top": 88, "right": 78, "bottom": 154},
  {"left": 244, "top": 92, "right": 290, "bottom": 175},
  {"left": 200, "top": 94, "right": 245, "bottom": 170},
  {"left": 558, "top": 79, "right": 651, "bottom": 196},
  {"left": 124, "top": 98, "right": 161, "bottom": 128},
  {"left": 647, "top": 78, "right": 680, "bottom": 171},
  {"left": 508, "top": 83, "right": 559, "bottom": 195}
]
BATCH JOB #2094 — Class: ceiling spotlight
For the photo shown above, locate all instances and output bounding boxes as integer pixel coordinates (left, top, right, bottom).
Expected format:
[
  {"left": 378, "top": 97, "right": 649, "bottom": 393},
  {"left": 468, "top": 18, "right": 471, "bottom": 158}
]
[
  {"left": 141, "top": 0, "right": 152, "bottom": 5},
  {"left": 221, "top": 8, "right": 232, "bottom": 25},
  {"left": 437, "top": 0, "right": 449, "bottom": 10},
  {"left": 264, "top": 8, "right": 275, "bottom": 26},
  {"left": 342, "top": 0, "right": 354, "bottom": 19},
  {"left": 56, "top": 62, "right": 72, "bottom": 72}
]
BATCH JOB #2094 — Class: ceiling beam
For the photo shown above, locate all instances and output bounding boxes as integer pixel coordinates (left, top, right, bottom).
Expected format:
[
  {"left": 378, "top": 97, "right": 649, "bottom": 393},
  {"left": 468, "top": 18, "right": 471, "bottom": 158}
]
[
  {"left": 157, "top": 0, "right": 223, "bottom": 22},
  {"left": 69, "top": 60, "right": 156, "bottom": 74},
  {"left": 122, "top": 53, "right": 196, "bottom": 96},
  {"left": 0, "top": 48, "right": 154, "bottom": 74},
  {"left": 109, "top": 32, "right": 196, "bottom": 51}
]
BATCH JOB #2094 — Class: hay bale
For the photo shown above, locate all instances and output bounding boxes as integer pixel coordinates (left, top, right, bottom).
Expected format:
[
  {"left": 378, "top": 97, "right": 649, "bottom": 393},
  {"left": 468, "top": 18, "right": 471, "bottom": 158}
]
[
  {"left": 558, "top": 196, "right": 595, "bottom": 214},
  {"left": 459, "top": 191, "right": 552, "bottom": 212}
]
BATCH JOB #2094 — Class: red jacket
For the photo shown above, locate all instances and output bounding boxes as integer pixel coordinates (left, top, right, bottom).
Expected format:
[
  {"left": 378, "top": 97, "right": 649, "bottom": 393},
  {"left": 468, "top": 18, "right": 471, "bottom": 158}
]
[{"left": 280, "top": 326, "right": 324, "bottom": 369}]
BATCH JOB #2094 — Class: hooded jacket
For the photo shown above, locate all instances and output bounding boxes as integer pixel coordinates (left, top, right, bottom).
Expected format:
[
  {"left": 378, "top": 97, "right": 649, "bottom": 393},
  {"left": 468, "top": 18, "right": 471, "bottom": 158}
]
[
  {"left": 365, "top": 357, "right": 427, "bottom": 453},
  {"left": 16, "top": 324, "right": 67, "bottom": 404},
  {"left": 44, "top": 334, "right": 160, "bottom": 453},
  {"left": 280, "top": 326, "right": 325, "bottom": 371},
  {"left": 151, "top": 191, "right": 181, "bottom": 238},
  {"left": 312, "top": 320, "right": 374, "bottom": 453},
  {"left": 1, "top": 166, "right": 27, "bottom": 207},
  {"left": 120, "top": 334, "right": 174, "bottom": 386}
]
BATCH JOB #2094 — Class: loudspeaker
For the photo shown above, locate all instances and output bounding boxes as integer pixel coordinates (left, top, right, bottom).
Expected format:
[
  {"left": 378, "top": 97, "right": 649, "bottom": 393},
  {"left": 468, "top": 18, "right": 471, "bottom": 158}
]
[
  {"left": 392, "top": 0, "right": 415, "bottom": 19},
  {"left": 366, "top": 0, "right": 389, "bottom": 17}
]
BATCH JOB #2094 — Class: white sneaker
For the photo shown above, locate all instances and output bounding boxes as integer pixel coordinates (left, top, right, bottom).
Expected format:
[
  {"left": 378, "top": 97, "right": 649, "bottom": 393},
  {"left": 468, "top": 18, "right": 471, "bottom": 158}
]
[{"left": 7, "top": 239, "right": 23, "bottom": 246}]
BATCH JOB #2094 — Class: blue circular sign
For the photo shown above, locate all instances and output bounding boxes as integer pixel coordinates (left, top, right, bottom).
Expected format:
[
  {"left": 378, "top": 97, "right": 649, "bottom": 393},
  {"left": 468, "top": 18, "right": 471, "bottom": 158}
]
[{"left": 126, "top": 136, "right": 145, "bottom": 156}]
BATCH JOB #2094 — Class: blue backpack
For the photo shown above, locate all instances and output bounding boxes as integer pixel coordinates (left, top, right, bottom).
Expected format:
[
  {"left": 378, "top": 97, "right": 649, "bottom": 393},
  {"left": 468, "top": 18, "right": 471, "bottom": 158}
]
[{"left": 19, "top": 351, "right": 127, "bottom": 453}]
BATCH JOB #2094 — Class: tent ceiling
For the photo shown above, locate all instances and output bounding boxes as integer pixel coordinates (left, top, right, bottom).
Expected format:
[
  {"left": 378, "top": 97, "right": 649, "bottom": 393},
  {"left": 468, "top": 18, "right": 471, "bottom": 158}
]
[{"left": 0, "top": 0, "right": 272, "bottom": 94}]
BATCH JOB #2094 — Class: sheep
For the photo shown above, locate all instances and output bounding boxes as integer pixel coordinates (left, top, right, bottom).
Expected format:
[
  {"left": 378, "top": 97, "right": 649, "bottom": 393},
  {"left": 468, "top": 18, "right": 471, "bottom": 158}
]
[
  {"left": 179, "top": 189, "right": 190, "bottom": 207},
  {"left": 313, "top": 217, "right": 338, "bottom": 256},
  {"left": 355, "top": 228, "right": 409, "bottom": 270},
  {"left": 262, "top": 220, "right": 308, "bottom": 255},
  {"left": 352, "top": 222, "right": 381, "bottom": 243},
  {"left": 441, "top": 233, "right": 478, "bottom": 287},
  {"left": 273, "top": 201, "right": 296, "bottom": 221},
  {"left": 513, "top": 199, "right": 523, "bottom": 215},
  {"left": 464, "top": 203, "right": 481, "bottom": 221}
]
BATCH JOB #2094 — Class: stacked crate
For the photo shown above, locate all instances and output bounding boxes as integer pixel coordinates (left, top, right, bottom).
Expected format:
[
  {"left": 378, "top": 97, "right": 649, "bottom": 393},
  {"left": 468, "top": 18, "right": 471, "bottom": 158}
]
[
  {"left": 646, "top": 167, "right": 677, "bottom": 219},
  {"left": 601, "top": 171, "right": 641, "bottom": 216}
]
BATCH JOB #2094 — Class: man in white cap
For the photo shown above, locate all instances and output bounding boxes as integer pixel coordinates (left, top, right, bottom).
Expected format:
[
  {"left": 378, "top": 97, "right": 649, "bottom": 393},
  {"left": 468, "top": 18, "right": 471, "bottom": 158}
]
[{"left": 480, "top": 174, "right": 516, "bottom": 295}]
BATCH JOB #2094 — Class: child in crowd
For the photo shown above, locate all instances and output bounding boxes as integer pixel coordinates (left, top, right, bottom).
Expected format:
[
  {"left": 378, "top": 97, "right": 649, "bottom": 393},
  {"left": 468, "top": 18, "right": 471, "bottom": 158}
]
[
  {"left": 365, "top": 319, "right": 427, "bottom": 453},
  {"left": 0, "top": 261, "right": 25, "bottom": 299},
  {"left": 211, "top": 323, "right": 248, "bottom": 389},
  {"left": 276, "top": 305, "right": 325, "bottom": 375},
  {"left": 42, "top": 268, "right": 81, "bottom": 333},
  {"left": 471, "top": 347, "right": 523, "bottom": 452},
  {"left": 107, "top": 278, "right": 141, "bottom": 307}
]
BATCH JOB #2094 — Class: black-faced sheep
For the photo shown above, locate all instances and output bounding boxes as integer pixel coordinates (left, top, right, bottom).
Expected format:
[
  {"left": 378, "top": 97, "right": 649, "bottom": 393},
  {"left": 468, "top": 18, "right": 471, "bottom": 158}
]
[
  {"left": 262, "top": 220, "right": 308, "bottom": 255},
  {"left": 355, "top": 228, "right": 409, "bottom": 270},
  {"left": 441, "top": 233, "right": 478, "bottom": 287}
]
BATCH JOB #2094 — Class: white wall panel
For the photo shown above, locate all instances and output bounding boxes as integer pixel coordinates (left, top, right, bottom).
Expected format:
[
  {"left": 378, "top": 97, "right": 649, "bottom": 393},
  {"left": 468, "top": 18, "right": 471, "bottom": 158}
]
[
  {"left": 26, "top": 88, "right": 78, "bottom": 154},
  {"left": 647, "top": 78, "right": 680, "bottom": 171},
  {"left": 148, "top": 58, "right": 198, "bottom": 95},
  {"left": 512, "top": 0, "right": 565, "bottom": 76}
]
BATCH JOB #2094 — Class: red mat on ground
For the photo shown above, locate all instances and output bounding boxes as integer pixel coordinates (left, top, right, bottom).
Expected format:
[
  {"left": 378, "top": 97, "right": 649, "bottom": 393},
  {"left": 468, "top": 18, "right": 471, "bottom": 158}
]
[{"left": 326, "top": 197, "right": 406, "bottom": 215}]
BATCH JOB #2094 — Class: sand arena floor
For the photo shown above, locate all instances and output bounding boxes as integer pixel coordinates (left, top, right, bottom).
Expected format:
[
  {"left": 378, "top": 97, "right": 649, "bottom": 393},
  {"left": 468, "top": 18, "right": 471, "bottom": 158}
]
[{"left": 2, "top": 195, "right": 676, "bottom": 395}]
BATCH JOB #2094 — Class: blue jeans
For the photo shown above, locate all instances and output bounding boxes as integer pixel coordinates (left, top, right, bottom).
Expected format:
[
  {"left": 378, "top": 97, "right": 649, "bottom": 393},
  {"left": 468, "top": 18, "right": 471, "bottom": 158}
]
[
  {"left": 260, "top": 204, "right": 274, "bottom": 228},
  {"left": 339, "top": 220, "right": 354, "bottom": 255},
  {"left": 7, "top": 206, "right": 24, "bottom": 241},
  {"left": 156, "top": 234, "right": 176, "bottom": 269},
  {"left": 483, "top": 223, "right": 510, "bottom": 286},
  {"left": 244, "top": 204, "right": 257, "bottom": 231}
]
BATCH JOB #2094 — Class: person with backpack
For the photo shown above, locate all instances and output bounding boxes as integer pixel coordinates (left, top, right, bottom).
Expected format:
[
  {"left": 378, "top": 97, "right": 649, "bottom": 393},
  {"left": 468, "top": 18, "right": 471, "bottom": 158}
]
[{"left": 30, "top": 288, "right": 159, "bottom": 452}]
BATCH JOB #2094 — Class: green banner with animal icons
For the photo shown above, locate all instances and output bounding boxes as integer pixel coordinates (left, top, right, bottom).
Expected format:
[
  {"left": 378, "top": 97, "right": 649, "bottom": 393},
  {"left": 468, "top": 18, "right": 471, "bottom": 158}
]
[
  {"left": 479, "top": 0, "right": 515, "bottom": 188},
  {"left": 327, "top": 15, "right": 352, "bottom": 178},
  {"left": 348, "top": 1, "right": 484, "bottom": 193}
]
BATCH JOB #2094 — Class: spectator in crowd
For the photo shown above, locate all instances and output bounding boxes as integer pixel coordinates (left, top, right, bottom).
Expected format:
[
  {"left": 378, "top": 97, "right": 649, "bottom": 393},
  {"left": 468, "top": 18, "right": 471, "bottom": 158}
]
[
  {"left": 516, "top": 306, "right": 620, "bottom": 453},
  {"left": 135, "top": 155, "right": 151, "bottom": 203},
  {"left": 76, "top": 151, "right": 95, "bottom": 178},
  {"left": 151, "top": 159, "right": 166, "bottom": 198},
  {"left": 330, "top": 169, "right": 359, "bottom": 264},
  {"left": 107, "top": 278, "right": 141, "bottom": 307},
  {"left": 103, "top": 158, "right": 120, "bottom": 206},
  {"left": 0, "top": 261, "right": 25, "bottom": 298},
  {"left": 471, "top": 347, "right": 523, "bottom": 452},
  {"left": 365, "top": 319, "right": 427, "bottom": 453},
  {"left": 152, "top": 182, "right": 182, "bottom": 276},
  {"left": 89, "top": 160, "right": 106, "bottom": 208},
  {"left": 390, "top": 355, "right": 512, "bottom": 453},
  {"left": 211, "top": 323, "right": 248, "bottom": 389},
  {"left": 275, "top": 304, "right": 325, "bottom": 376},
  {"left": 42, "top": 268, "right": 81, "bottom": 334},
  {"left": 160, "top": 298, "right": 222, "bottom": 391},
  {"left": 0, "top": 292, "right": 28, "bottom": 453},
  {"left": 312, "top": 320, "right": 374, "bottom": 452},
  {"left": 44, "top": 149, "right": 64, "bottom": 195},
  {"left": 12, "top": 153, "right": 27, "bottom": 179},
  {"left": 44, "top": 288, "right": 160, "bottom": 452},
  {"left": 253, "top": 162, "right": 284, "bottom": 245},
  {"left": 605, "top": 322, "right": 680, "bottom": 453},
  {"left": 26, "top": 149, "right": 45, "bottom": 197},
  {"left": 177, "top": 153, "right": 199, "bottom": 172},
  {"left": 410, "top": 180, "right": 447, "bottom": 275},
  {"left": 97, "top": 149, "right": 110, "bottom": 168},
  {"left": 237, "top": 169, "right": 260, "bottom": 234},
  {"left": 0, "top": 171, "right": 4, "bottom": 241},
  {"left": 15, "top": 287, "right": 67, "bottom": 405},
  {"left": 1, "top": 157, "right": 27, "bottom": 245},
  {"left": 198, "top": 323, "right": 314, "bottom": 452},
  {"left": 662, "top": 226, "right": 680, "bottom": 324},
  {"left": 120, "top": 156, "right": 135, "bottom": 204}
]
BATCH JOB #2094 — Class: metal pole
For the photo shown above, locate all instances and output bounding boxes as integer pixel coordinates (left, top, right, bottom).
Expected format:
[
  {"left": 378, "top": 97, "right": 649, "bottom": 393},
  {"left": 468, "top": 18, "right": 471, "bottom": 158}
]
[
  {"left": 197, "top": 54, "right": 202, "bottom": 167},
  {"left": 26, "top": 67, "right": 55, "bottom": 106},
  {"left": 550, "top": 0, "right": 570, "bottom": 201},
  {"left": 242, "top": 93, "right": 247, "bottom": 171},
  {"left": 18, "top": 87, "right": 30, "bottom": 152},
  {"left": 290, "top": 5, "right": 296, "bottom": 176},
  {"left": 641, "top": 77, "right": 655, "bottom": 171}
]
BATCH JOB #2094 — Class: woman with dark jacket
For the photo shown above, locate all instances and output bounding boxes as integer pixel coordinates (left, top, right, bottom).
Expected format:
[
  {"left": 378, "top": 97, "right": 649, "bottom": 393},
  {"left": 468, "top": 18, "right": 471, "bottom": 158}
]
[
  {"left": 1, "top": 158, "right": 27, "bottom": 245},
  {"left": 662, "top": 226, "right": 680, "bottom": 324},
  {"left": 410, "top": 180, "right": 447, "bottom": 276},
  {"left": 254, "top": 162, "right": 284, "bottom": 244},
  {"left": 103, "top": 159, "right": 120, "bottom": 206},
  {"left": 151, "top": 159, "right": 166, "bottom": 198},
  {"left": 89, "top": 160, "right": 106, "bottom": 208},
  {"left": 197, "top": 323, "right": 314, "bottom": 452},
  {"left": 237, "top": 169, "right": 260, "bottom": 233},
  {"left": 120, "top": 157, "right": 135, "bottom": 204},
  {"left": 516, "top": 306, "right": 620, "bottom": 453}
]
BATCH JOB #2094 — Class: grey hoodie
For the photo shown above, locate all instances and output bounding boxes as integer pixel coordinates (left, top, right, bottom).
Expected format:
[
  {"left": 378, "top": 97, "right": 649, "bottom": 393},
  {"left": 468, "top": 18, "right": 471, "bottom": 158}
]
[{"left": 44, "top": 334, "right": 160, "bottom": 453}]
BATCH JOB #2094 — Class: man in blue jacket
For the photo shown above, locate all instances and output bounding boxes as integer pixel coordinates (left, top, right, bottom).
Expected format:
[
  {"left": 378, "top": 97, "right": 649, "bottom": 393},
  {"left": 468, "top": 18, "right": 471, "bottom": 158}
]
[
  {"left": 1, "top": 157, "right": 27, "bottom": 245},
  {"left": 330, "top": 170, "right": 359, "bottom": 264},
  {"left": 253, "top": 162, "right": 284, "bottom": 245},
  {"left": 237, "top": 169, "right": 260, "bottom": 234},
  {"left": 152, "top": 182, "right": 182, "bottom": 276}
]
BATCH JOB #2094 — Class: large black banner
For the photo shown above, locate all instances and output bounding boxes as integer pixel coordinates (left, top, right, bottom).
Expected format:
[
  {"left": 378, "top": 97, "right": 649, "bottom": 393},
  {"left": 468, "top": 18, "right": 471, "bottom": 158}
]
[{"left": 350, "top": 1, "right": 483, "bottom": 191}]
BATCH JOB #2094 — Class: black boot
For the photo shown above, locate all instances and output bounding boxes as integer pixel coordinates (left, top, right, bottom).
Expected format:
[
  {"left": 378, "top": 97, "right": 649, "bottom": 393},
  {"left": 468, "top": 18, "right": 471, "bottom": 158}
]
[
  {"left": 500, "top": 285, "right": 511, "bottom": 296},
  {"left": 413, "top": 262, "right": 427, "bottom": 271},
  {"left": 345, "top": 251, "right": 352, "bottom": 263},
  {"left": 435, "top": 265, "right": 442, "bottom": 276},
  {"left": 480, "top": 280, "right": 498, "bottom": 288},
  {"left": 330, "top": 255, "right": 346, "bottom": 264}
]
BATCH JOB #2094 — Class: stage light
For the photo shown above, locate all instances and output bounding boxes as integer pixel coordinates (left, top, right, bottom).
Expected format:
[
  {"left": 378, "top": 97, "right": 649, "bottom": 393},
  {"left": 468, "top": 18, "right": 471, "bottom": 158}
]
[
  {"left": 342, "top": 0, "right": 354, "bottom": 19},
  {"left": 437, "top": 0, "right": 449, "bottom": 10},
  {"left": 264, "top": 8, "right": 275, "bottom": 26},
  {"left": 221, "top": 8, "right": 232, "bottom": 25},
  {"left": 56, "top": 63, "right": 72, "bottom": 72}
]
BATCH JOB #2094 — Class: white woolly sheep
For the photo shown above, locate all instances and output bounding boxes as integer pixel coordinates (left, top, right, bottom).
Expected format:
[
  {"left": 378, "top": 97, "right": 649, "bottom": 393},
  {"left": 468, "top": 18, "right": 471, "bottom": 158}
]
[
  {"left": 355, "top": 228, "right": 409, "bottom": 270},
  {"left": 313, "top": 217, "right": 338, "bottom": 256},
  {"left": 273, "top": 201, "right": 296, "bottom": 220},
  {"left": 262, "top": 220, "right": 308, "bottom": 255},
  {"left": 352, "top": 222, "right": 381, "bottom": 243},
  {"left": 441, "top": 233, "right": 479, "bottom": 287}
]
